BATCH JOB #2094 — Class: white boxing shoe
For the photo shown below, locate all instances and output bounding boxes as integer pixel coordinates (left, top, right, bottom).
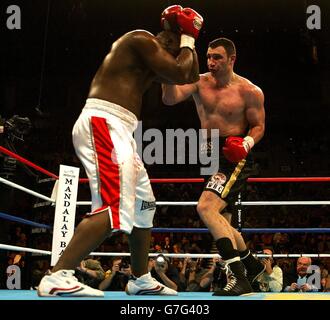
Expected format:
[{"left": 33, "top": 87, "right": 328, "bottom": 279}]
[
  {"left": 125, "top": 272, "right": 177, "bottom": 295},
  {"left": 37, "top": 270, "right": 104, "bottom": 297}
]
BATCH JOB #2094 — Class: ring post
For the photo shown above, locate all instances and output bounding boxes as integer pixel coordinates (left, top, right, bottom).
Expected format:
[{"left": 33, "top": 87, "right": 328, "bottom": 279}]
[
  {"left": 237, "top": 192, "right": 242, "bottom": 232},
  {"left": 50, "top": 165, "right": 80, "bottom": 266}
]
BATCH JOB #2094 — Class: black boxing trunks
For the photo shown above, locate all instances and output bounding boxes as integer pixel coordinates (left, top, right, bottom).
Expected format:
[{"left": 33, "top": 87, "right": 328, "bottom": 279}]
[{"left": 201, "top": 137, "right": 257, "bottom": 212}]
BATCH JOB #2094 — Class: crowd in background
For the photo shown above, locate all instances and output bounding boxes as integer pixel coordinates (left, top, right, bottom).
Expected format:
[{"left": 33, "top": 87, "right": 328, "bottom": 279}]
[{"left": 2, "top": 180, "right": 330, "bottom": 292}]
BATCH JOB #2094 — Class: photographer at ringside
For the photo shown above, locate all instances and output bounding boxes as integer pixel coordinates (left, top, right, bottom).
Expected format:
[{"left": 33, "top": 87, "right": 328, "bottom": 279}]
[
  {"left": 98, "top": 257, "right": 132, "bottom": 291},
  {"left": 0, "top": 114, "right": 32, "bottom": 289},
  {"left": 75, "top": 258, "right": 105, "bottom": 289},
  {"left": 255, "top": 247, "right": 283, "bottom": 292},
  {"left": 149, "top": 254, "right": 181, "bottom": 291},
  {"left": 0, "top": 114, "right": 32, "bottom": 145}
]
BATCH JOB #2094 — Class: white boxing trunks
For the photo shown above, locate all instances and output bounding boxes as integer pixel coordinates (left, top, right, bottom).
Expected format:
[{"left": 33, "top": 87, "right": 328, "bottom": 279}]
[{"left": 72, "top": 98, "right": 156, "bottom": 234}]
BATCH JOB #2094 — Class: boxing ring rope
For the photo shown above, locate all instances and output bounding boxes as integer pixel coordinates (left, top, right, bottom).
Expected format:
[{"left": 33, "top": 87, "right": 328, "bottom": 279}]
[
  {"left": 76, "top": 200, "right": 330, "bottom": 206},
  {"left": 2, "top": 243, "right": 330, "bottom": 259},
  {"left": 2, "top": 210, "right": 330, "bottom": 234},
  {"left": 150, "top": 177, "right": 330, "bottom": 183},
  {"left": 0, "top": 146, "right": 58, "bottom": 180},
  {"left": 0, "top": 176, "right": 54, "bottom": 202},
  {"left": 1, "top": 145, "right": 330, "bottom": 184},
  {"left": 3, "top": 174, "right": 330, "bottom": 207}
]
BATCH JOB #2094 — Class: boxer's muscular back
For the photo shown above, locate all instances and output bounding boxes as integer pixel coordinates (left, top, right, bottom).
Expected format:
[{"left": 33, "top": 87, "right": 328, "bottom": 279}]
[{"left": 88, "top": 31, "right": 158, "bottom": 118}]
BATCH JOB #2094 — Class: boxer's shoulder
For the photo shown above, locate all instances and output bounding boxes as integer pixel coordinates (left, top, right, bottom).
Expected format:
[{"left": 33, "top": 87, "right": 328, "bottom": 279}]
[
  {"left": 120, "top": 30, "right": 156, "bottom": 43},
  {"left": 235, "top": 75, "right": 264, "bottom": 99}
]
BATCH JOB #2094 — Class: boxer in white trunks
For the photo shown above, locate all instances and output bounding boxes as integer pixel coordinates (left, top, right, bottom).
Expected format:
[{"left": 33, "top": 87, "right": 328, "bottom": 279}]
[{"left": 38, "top": 5, "right": 203, "bottom": 297}]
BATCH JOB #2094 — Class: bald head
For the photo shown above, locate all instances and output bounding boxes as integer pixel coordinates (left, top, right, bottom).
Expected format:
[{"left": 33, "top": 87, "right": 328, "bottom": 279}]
[
  {"left": 298, "top": 257, "right": 312, "bottom": 266},
  {"left": 297, "top": 256, "right": 312, "bottom": 276}
]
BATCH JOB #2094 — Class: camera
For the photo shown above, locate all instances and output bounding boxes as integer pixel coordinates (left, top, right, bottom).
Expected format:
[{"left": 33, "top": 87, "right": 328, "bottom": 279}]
[
  {"left": 118, "top": 258, "right": 130, "bottom": 270},
  {"left": 155, "top": 254, "right": 167, "bottom": 267},
  {"left": 1, "top": 114, "right": 32, "bottom": 142}
]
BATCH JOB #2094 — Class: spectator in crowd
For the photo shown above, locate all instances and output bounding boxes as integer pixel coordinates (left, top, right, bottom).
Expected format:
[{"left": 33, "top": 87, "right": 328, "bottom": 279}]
[
  {"left": 185, "top": 258, "right": 208, "bottom": 292},
  {"left": 31, "top": 259, "right": 50, "bottom": 289},
  {"left": 162, "top": 236, "right": 172, "bottom": 252},
  {"left": 324, "top": 275, "right": 330, "bottom": 292},
  {"left": 149, "top": 254, "right": 181, "bottom": 291},
  {"left": 321, "top": 268, "right": 329, "bottom": 292},
  {"left": 255, "top": 247, "right": 283, "bottom": 292},
  {"left": 176, "top": 258, "right": 188, "bottom": 291},
  {"left": 199, "top": 257, "right": 227, "bottom": 292},
  {"left": 283, "top": 256, "right": 319, "bottom": 292},
  {"left": 99, "top": 257, "right": 131, "bottom": 291},
  {"left": 75, "top": 258, "right": 105, "bottom": 289},
  {"left": 172, "top": 243, "right": 184, "bottom": 254}
]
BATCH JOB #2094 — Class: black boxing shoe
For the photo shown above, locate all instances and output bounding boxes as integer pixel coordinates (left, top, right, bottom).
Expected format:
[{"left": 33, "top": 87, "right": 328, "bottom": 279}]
[
  {"left": 245, "top": 259, "right": 266, "bottom": 285},
  {"left": 213, "top": 273, "right": 253, "bottom": 296}
]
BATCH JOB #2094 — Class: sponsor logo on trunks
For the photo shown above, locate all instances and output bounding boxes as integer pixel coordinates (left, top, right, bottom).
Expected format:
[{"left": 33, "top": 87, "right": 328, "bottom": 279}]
[
  {"left": 212, "top": 173, "right": 227, "bottom": 184},
  {"left": 141, "top": 200, "right": 156, "bottom": 211},
  {"left": 205, "top": 173, "right": 227, "bottom": 194}
]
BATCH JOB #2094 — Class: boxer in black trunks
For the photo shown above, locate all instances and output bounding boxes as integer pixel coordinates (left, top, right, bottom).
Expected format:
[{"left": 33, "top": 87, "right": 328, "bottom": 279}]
[{"left": 162, "top": 37, "right": 266, "bottom": 295}]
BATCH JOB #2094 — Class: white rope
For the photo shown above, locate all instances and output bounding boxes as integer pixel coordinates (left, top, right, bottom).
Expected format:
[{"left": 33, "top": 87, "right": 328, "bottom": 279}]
[
  {"left": 1, "top": 178, "right": 328, "bottom": 207},
  {"left": 77, "top": 200, "right": 330, "bottom": 206},
  {"left": 0, "top": 244, "right": 51, "bottom": 255},
  {"left": 0, "top": 177, "right": 54, "bottom": 203},
  {"left": 156, "top": 201, "right": 198, "bottom": 206},
  {"left": 76, "top": 201, "right": 194, "bottom": 206},
  {"left": 77, "top": 201, "right": 195, "bottom": 206},
  {"left": 239, "top": 201, "right": 330, "bottom": 206},
  {"left": 1, "top": 244, "right": 330, "bottom": 259}
]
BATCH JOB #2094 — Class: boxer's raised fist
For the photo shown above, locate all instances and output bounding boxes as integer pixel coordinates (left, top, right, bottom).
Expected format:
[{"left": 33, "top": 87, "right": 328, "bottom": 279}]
[
  {"left": 160, "top": 5, "right": 183, "bottom": 32},
  {"left": 177, "top": 8, "right": 203, "bottom": 40}
]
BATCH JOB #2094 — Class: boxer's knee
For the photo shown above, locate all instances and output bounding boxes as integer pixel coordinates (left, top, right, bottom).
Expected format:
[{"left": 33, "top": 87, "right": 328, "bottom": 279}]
[
  {"left": 222, "top": 211, "right": 232, "bottom": 224},
  {"left": 197, "top": 191, "right": 226, "bottom": 219}
]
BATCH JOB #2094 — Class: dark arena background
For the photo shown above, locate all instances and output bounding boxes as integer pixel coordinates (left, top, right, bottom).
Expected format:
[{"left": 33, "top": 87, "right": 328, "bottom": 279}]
[{"left": 0, "top": 0, "right": 329, "bottom": 316}]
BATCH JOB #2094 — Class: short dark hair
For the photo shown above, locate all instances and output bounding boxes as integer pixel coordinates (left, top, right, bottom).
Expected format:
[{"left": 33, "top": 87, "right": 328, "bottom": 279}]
[{"left": 208, "top": 38, "right": 236, "bottom": 57}]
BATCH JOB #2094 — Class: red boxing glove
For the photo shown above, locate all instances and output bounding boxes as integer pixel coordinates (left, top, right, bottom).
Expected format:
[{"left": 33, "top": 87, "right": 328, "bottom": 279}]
[
  {"left": 222, "top": 136, "right": 254, "bottom": 163},
  {"left": 160, "top": 5, "right": 183, "bottom": 32},
  {"left": 177, "top": 8, "right": 203, "bottom": 40}
]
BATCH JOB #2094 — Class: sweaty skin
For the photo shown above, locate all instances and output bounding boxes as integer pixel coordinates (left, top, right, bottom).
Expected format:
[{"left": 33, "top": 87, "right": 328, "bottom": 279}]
[{"left": 162, "top": 45, "right": 265, "bottom": 143}]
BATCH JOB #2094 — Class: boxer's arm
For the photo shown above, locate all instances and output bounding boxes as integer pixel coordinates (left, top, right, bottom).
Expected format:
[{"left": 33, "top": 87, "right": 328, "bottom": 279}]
[
  {"left": 161, "top": 82, "right": 197, "bottom": 105},
  {"left": 161, "top": 49, "right": 199, "bottom": 105},
  {"left": 245, "top": 86, "right": 265, "bottom": 145},
  {"left": 161, "top": 52, "right": 198, "bottom": 105},
  {"left": 188, "top": 48, "right": 200, "bottom": 83},
  {"left": 156, "top": 48, "right": 199, "bottom": 85},
  {"left": 134, "top": 34, "right": 196, "bottom": 85}
]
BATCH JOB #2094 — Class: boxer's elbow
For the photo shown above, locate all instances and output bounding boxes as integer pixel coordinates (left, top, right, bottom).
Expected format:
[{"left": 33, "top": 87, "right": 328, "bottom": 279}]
[
  {"left": 186, "top": 73, "right": 200, "bottom": 84},
  {"left": 174, "top": 73, "right": 191, "bottom": 85},
  {"left": 162, "top": 94, "right": 177, "bottom": 106},
  {"left": 173, "top": 65, "right": 195, "bottom": 85}
]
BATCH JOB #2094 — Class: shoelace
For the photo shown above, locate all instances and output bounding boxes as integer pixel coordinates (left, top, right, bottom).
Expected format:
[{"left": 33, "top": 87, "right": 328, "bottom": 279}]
[
  {"left": 223, "top": 275, "right": 237, "bottom": 291},
  {"left": 220, "top": 264, "right": 231, "bottom": 275}
]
